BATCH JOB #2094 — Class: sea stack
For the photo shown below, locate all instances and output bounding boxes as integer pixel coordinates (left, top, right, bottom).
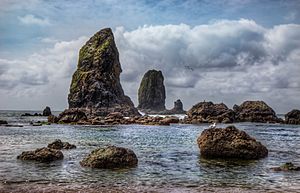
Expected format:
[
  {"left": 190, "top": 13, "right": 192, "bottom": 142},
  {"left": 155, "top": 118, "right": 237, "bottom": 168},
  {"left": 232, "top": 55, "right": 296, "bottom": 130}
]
[
  {"left": 59, "top": 28, "right": 139, "bottom": 122},
  {"left": 138, "top": 69, "right": 166, "bottom": 113}
]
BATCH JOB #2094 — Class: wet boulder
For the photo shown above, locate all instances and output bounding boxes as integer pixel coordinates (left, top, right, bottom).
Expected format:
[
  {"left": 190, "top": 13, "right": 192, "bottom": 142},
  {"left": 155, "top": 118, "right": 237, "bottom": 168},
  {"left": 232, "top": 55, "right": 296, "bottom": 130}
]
[
  {"left": 285, "top": 109, "right": 300, "bottom": 125},
  {"left": 197, "top": 125, "right": 268, "bottom": 159},
  {"left": 57, "top": 108, "right": 88, "bottom": 123},
  {"left": 17, "top": 147, "right": 63, "bottom": 162},
  {"left": 80, "top": 145, "right": 138, "bottom": 169},
  {"left": 48, "top": 139, "right": 76, "bottom": 150}
]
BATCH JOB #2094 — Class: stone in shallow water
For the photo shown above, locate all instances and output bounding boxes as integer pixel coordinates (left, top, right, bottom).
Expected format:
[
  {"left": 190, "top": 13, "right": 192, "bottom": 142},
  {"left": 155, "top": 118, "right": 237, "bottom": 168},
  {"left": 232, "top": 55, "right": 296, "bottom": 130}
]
[
  {"left": 272, "top": 162, "right": 300, "bottom": 171},
  {"left": 47, "top": 139, "right": 76, "bottom": 150},
  {"left": 197, "top": 125, "right": 268, "bottom": 159},
  {"left": 285, "top": 109, "right": 300, "bottom": 125},
  {"left": 80, "top": 145, "right": 138, "bottom": 169},
  {"left": 17, "top": 147, "right": 63, "bottom": 163}
]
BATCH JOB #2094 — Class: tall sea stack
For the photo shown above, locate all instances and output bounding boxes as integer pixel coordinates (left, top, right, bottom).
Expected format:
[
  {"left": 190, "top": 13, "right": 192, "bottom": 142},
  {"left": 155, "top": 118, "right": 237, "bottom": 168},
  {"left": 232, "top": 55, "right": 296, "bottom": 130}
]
[
  {"left": 60, "top": 28, "right": 139, "bottom": 120},
  {"left": 138, "top": 70, "right": 166, "bottom": 113}
]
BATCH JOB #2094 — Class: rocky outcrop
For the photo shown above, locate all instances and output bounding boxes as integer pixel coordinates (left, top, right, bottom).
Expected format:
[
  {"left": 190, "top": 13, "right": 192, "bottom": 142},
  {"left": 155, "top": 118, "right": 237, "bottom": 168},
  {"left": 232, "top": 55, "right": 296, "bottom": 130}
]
[
  {"left": 59, "top": 28, "right": 139, "bottom": 121},
  {"left": 272, "top": 162, "right": 300, "bottom": 171},
  {"left": 138, "top": 70, "right": 166, "bottom": 113},
  {"left": 43, "top": 106, "right": 52, "bottom": 116},
  {"left": 184, "top": 102, "right": 235, "bottom": 123},
  {"left": 47, "top": 139, "right": 76, "bottom": 150},
  {"left": 0, "top": 120, "right": 8, "bottom": 125},
  {"left": 17, "top": 147, "right": 63, "bottom": 163},
  {"left": 80, "top": 145, "right": 138, "bottom": 169},
  {"left": 197, "top": 125, "right": 268, "bottom": 159},
  {"left": 233, "top": 101, "right": 281, "bottom": 123},
  {"left": 285, "top": 109, "right": 300, "bottom": 125},
  {"left": 57, "top": 108, "right": 88, "bottom": 123},
  {"left": 161, "top": 99, "right": 186, "bottom": 115}
]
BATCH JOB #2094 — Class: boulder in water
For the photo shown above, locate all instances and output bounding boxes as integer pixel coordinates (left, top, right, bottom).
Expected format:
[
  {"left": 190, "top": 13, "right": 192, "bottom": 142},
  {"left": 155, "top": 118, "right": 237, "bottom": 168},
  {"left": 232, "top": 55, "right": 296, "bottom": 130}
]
[
  {"left": 197, "top": 125, "right": 268, "bottom": 159},
  {"left": 272, "top": 162, "right": 300, "bottom": 171},
  {"left": 80, "top": 145, "right": 138, "bottom": 168},
  {"left": 17, "top": 147, "right": 63, "bottom": 163},
  {"left": 233, "top": 101, "right": 281, "bottom": 123},
  {"left": 285, "top": 109, "right": 300, "bottom": 125},
  {"left": 47, "top": 139, "right": 76, "bottom": 150},
  {"left": 0, "top": 120, "right": 8, "bottom": 125}
]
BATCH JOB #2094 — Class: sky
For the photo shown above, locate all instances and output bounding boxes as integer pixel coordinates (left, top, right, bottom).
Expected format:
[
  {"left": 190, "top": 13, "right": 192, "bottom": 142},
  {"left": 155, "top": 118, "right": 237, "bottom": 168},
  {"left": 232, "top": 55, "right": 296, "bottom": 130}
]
[{"left": 0, "top": 0, "right": 300, "bottom": 113}]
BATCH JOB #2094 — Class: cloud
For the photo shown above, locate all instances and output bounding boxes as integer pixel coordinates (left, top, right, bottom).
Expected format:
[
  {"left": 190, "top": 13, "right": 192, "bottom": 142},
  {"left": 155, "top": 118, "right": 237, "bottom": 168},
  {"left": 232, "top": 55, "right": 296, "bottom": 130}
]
[
  {"left": 18, "top": 14, "right": 50, "bottom": 26},
  {"left": 0, "top": 19, "right": 299, "bottom": 112}
]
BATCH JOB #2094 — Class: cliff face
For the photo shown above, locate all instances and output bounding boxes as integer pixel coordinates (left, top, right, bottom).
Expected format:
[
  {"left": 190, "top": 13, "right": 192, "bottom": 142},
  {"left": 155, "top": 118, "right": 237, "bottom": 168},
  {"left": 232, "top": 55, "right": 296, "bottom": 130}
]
[
  {"left": 137, "top": 70, "right": 166, "bottom": 113},
  {"left": 66, "top": 28, "right": 139, "bottom": 117}
]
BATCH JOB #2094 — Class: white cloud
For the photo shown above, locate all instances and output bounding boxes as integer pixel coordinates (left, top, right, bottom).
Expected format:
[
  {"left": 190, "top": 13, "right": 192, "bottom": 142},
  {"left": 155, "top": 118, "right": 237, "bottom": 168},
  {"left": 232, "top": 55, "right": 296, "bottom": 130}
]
[
  {"left": 18, "top": 14, "right": 50, "bottom": 26},
  {"left": 0, "top": 19, "right": 299, "bottom": 112}
]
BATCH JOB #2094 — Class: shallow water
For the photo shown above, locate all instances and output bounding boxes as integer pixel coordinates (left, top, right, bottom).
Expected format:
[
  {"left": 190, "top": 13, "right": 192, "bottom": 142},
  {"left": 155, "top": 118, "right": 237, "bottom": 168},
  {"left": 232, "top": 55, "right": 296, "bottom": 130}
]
[{"left": 0, "top": 111, "right": 300, "bottom": 192}]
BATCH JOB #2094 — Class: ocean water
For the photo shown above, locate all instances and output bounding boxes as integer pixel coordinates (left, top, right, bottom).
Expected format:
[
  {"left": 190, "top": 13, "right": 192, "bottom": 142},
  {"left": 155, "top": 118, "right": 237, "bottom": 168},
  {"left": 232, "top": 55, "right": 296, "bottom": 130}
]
[{"left": 0, "top": 110, "right": 299, "bottom": 192}]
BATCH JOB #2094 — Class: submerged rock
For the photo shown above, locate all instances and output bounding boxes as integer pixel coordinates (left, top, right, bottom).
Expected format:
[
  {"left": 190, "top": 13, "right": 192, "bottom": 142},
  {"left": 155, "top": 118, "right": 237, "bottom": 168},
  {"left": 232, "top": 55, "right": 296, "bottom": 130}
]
[
  {"left": 272, "top": 162, "right": 300, "bottom": 171},
  {"left": 233, "top": 101, "right": 281, "bottom": 123},
  {"left": 185, "top": 101, "right": 235, "bottom": 123},
  {"left": 47, "top": 139, "right": 76, "bottom": 150},
  {"left": 17, "top": 147, "right": 63, "bottom": 163},
  {"left": 285, "top": 109, "right": 300, "bottom": 125},
  {"left": 42, "top": 106, "right": 52, "bottom": 116},
  {"left": 138, "top": 70, "right": 166, "bottom": 113},
  {"left": 64, "top": 28, "right": 138, "bottom": 118},
  {"left": 197, "top": 125, "right": 268, "bottom": 159},
  {"left": 80, "top": 145, "right": 138, "bottom": 169},
  {"left": 0, "top": 120, "right": 8, "bottom": 125}
]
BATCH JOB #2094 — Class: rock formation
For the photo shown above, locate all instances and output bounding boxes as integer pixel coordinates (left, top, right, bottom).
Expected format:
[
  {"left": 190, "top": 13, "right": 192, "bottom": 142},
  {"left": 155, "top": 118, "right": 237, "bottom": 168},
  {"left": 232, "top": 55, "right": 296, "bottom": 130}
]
[
  {"left": 138, "top": 70, "right": 166, "bottom": 113},
  {"left": 17, "top": 147, "right": 63, "bottom": 163},
  {"left": 197, "top": 125, "right": 268, "bottom": 159},
  {"left": 272, "top": 162, "right": 300, "bottom": 171},
  {"left": 161, "top": 99, "right": 186, "bottom": 114},
  {"left": 184, "top": 101, "right": 235, "bottom": 123},
  {"left": 285, "top": 109, "right": 300, "bottom": 124},
  {"left": 43, "top": 106, "right": 52, "bottom": 116},
  {"left": 59, "top": 28, "right": 139, "bottom": 121},
  {"left": 0, "top": 120, "right": 8, "bottom": 125},
  {"left": 233, "top": 101, "right": 281, "bottom": 123},
  {"left": 47, "top": 139, "right": 76, "bottom": 150},
  {"left": 80, "top": 145, "right": 138, "bottom": 169}
]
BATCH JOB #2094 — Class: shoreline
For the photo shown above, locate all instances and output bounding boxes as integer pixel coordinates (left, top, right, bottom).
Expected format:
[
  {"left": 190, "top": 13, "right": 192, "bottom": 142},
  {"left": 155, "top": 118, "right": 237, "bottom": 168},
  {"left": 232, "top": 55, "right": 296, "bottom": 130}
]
[{"left": 1, "top": 182, "right": 298, "bottom": 193}]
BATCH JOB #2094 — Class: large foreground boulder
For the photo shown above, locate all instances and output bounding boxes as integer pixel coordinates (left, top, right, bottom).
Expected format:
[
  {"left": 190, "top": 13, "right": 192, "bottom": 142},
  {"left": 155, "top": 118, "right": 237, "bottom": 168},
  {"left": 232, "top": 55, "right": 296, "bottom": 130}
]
[
  {"left": 285, "top": 109, "right": 300, "bottom": 125},
  {"left": 47, "top": 139, "right": 76, "bottom": 150},
  {"left": 80, "top": 146, "right": 138, "bottom": 169},
  {"left": 17, "top": 147, "right": 63, "bottom": 163},
  {"left": 185, "top": 101, "right": 235, "bottom": 123},
  {"left": 138, "top": 69, "right": 166, "bottom": 113},
  {"left": 59, "top": 28, "right": 139, "bottom": 122},
  {"left": 233, "top": 101, "right": 281, "bottom": 123},
  {"left": 197, "top": 125, "right": 268, "bottom": 159}
]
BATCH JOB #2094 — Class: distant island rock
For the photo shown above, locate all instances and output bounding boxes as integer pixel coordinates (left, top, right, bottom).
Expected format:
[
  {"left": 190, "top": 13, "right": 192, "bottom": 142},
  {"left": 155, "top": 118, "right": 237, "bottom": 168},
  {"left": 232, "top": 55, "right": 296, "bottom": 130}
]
[
  {"left": 285, "top": 109, "right": 300, "bottom": 125},
  {"left": 233, "top": 101, "right": 282, "bottom": 123},
  {"left": 160, "top": 99, "right": 186, "bottom": 115},
  {"left": 42, "top": 106, "right": 52, "bottom": 116},
  {"left": 184, "top": 101, "right": 235, "bottom": 123},
  {"left": 138, "top": 69, "right": 166, "bottom": 113},
  {"left": 58, "top": 28, "right": 139, "bottom": 123}
]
